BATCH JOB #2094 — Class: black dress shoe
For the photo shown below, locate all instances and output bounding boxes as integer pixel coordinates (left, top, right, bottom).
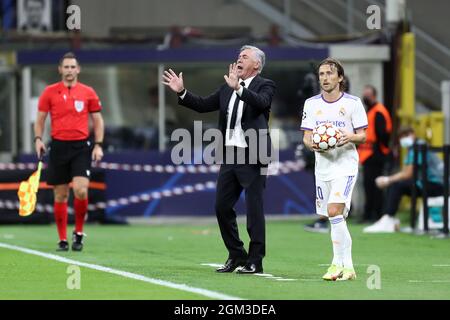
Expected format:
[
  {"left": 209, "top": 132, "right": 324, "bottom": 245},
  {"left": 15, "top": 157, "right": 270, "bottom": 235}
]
[
  {"left": 237, "top": 263, "right": 263, "bottom": 274},
  {"left": 216, "top": 258, "right": 247, "bottom": 273}
]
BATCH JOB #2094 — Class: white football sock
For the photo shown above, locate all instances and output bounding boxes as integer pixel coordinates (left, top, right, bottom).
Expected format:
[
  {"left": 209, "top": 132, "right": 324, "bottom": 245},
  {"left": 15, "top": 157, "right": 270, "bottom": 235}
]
[
  {"left": 329, "top": 215, "right": 353, "bottom": 269},
  {"left": 329, "top": 215, "right": 344, "bottom": 266}
]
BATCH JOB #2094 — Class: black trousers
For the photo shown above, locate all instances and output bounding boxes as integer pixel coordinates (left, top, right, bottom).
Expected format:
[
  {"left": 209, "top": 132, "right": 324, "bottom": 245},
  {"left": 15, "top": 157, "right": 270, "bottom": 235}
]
[
  {"left": 362, "top": 161, "right": 385, "bottom": 221},
  {"left": 385, "top": 179, "right": 444, "bottom": 217},
  {"left": 215, "top": 163, "right": 266, "bottom": 267}
]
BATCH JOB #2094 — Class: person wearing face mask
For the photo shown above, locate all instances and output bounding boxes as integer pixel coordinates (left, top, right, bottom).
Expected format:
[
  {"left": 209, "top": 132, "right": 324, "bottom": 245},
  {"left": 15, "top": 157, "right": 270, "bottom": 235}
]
[
  {"left": 363, "top": 127, "right": 444, "bottom": 233},
  {"left": 357, "top": 85, "right": 392, "bottom": 223}
]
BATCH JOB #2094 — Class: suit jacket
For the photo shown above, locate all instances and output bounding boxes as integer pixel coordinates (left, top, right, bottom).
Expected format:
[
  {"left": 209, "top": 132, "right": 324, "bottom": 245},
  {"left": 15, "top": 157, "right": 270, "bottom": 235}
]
[{"left": 178, "top": 75, "right": 276, "bottom": 165}]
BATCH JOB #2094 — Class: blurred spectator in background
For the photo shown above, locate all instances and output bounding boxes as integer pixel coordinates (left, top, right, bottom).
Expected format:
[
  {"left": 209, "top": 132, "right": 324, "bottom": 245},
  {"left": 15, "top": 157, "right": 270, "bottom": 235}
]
[
  {"left": 363, "top": 127, "right": 444, "bottom": 233},
  {"left": 357, "top": 85, "right": 392, "bottom": 222},
  {"left": 297, "top": 62, "right": 320, "bottom": 109},
  {"left": 169, "top": 25, "right": 185, "bottom": 48},
  {"left": 158, "top": 25, "right": 203, "bottom": 50},
  {"left": 268, "top": 24, "right": 282, "bottom": 46}
]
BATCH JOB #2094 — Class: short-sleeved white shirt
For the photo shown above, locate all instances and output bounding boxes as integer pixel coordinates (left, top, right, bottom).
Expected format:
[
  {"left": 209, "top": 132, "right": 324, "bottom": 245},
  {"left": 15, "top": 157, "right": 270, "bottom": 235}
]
[{"left": 301, "top": 93, "right": 368, "bottom": 181}]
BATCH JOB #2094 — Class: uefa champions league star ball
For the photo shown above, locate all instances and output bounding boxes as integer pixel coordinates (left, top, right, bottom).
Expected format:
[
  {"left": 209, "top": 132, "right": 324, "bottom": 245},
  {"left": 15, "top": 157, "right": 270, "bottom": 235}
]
[{"left": 312, "top": 123, "right": 341, "bottom": 151}]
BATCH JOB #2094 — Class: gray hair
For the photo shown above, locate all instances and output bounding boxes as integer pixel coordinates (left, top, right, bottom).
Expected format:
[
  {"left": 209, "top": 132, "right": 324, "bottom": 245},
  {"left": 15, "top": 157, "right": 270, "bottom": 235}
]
[{"left": 240, "top": 45, "right": 265, "bottom": 73}]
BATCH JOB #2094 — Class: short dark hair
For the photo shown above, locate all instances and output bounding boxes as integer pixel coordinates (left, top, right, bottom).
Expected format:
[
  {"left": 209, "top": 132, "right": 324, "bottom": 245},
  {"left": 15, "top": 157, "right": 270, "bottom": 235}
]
[
  {"left": 59, "top": 52, "right": 79, "bottom": 66},
  {"left": 317, "top": 57, "right": 347, "bottom": 92},
  {"left": 398, "top": 126, "right": 415, "bottom": 137},
  {"left": 364, "top": 85, "right": 378, "bottom": 97}
]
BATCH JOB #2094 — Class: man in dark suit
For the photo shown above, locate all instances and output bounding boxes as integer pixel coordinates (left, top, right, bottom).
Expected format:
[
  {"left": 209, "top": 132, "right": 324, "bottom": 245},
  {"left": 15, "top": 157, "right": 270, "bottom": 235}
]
[{"left": 162, "top": 45, "right": 276, "bottom": 274}]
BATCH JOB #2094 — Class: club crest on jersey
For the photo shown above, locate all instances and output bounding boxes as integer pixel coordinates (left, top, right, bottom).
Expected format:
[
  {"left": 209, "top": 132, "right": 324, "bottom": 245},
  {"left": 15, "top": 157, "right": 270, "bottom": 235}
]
[
  {"left": 339, "top": 107, "right": 346, "bottom": 116},
  {"left": 74, "top": 100, "right": 84, "bottom": 112},
  {"left": 316, "top": 110, "right": 323, "bottom": 116}
]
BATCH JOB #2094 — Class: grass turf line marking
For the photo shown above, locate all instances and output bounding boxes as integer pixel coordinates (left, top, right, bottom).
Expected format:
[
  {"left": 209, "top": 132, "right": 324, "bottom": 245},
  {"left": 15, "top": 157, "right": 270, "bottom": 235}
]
[
  {"left": 200, "top": 263, "right": 223, "bottom": 268},
  {"left": 318, "top": 264, "right": 371, "bottom": 266},
  {"left": 432, "top": 265, "right": 450, "bottom": 267},
  {"left": 275, "top": 279, "right": 297, "bottom": 281},
  {"left": 408, "top": 280, "right": 450, "bottom": 283},
  {"left": 0, "top": 242, "right": 242, "bottom": 300}
]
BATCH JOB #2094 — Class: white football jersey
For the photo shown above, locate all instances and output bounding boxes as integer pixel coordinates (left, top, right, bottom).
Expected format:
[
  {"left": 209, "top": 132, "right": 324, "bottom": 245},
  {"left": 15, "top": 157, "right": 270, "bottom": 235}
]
[{"left": 300, "top": 93, "right": 368, "bottom": 181}]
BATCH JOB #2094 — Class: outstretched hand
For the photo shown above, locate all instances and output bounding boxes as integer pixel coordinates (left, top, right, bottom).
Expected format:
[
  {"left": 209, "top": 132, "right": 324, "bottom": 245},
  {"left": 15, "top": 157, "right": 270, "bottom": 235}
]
[
  {"left": 162, "top": 69, "right": 184, "bottom": 93},
  {"left": 224, "top": 63, "right": 240, "bottom": 90}
]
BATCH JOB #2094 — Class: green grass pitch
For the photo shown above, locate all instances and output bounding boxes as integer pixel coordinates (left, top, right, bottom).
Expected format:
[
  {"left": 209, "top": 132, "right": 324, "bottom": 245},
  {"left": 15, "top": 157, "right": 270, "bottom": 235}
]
[{"left": 1, "top": 219, "right": 449, "bottom": 300}]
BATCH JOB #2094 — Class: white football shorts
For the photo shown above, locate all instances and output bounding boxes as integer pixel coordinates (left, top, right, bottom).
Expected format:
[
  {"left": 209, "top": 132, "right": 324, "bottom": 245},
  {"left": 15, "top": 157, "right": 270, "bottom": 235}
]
[{"left": 315, "top": 175, "right": 357, "bottom": 218}]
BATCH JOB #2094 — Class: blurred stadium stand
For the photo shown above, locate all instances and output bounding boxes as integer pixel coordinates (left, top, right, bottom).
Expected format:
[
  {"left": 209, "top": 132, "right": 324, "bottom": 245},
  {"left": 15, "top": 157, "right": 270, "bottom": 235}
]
[{"left": 1, "top": 0, "right": 449, "bottom": 222}]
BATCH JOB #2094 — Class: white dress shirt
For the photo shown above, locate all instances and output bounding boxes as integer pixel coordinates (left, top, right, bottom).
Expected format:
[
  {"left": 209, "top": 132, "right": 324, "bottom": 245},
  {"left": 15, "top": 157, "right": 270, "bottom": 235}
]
[
  {"left": 180, "top": 76, "right": 255, "bottom": 148},
  {"left": 225, "top": 76, "right": 255, "bottom": 148}
]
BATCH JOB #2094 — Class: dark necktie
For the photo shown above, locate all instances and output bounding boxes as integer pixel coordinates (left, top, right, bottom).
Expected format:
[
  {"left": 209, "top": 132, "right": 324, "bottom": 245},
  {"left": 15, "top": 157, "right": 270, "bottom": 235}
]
[{"left": 229, "top": 81, "right": 246, "bottom": 139}]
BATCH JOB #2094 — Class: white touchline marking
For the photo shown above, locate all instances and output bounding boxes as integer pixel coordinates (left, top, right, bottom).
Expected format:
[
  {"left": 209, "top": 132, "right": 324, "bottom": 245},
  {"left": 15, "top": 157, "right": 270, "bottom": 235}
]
[
  {"left": 0, "top": 243, "right": 242, "bottom": 300},
  {"left": 254, "top": 273, "right": 274, "bottom": 277},
  {"left": 200, "top": 263, "right": 223, "bottom": 268},
  {"left": 432, "top": 265, "right": 450, "bottom": 267},
  {"left": 408, "top": 280, "right": 450, "bottom": 283},
  {"left": 318, "top": 263, "right": 371, "bottom": 267},
  {"left": 275, "top": 279, "right": 297, "bottom": 281}
]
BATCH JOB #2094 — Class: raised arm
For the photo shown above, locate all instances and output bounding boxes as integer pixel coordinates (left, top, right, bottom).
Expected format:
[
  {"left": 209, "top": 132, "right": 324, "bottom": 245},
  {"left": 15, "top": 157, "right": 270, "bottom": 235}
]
[{"left": 162, "top": 68, "right": 220, "bottom": 113}]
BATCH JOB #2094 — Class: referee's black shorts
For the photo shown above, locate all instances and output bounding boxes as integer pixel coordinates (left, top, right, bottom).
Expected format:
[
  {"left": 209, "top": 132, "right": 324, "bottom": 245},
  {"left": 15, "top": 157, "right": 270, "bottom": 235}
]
[{"left": 46, "top": 139, "right": 92, "bottom": 185}]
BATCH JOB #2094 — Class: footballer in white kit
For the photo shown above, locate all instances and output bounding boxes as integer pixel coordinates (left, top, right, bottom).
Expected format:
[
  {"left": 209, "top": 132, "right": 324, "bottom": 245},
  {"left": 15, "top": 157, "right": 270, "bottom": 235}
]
[{"left": 301, "top": 58, "right": 367, "bottom": 281}]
